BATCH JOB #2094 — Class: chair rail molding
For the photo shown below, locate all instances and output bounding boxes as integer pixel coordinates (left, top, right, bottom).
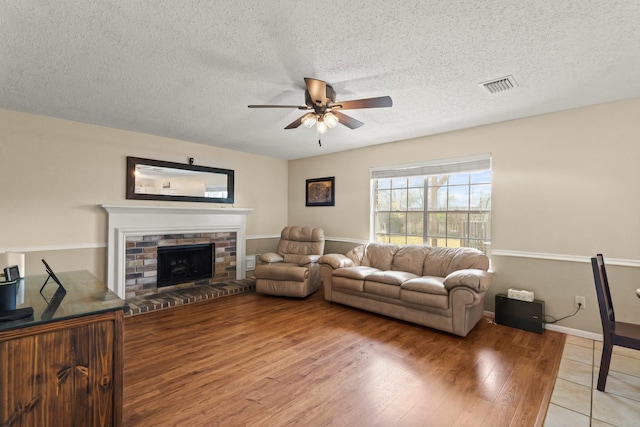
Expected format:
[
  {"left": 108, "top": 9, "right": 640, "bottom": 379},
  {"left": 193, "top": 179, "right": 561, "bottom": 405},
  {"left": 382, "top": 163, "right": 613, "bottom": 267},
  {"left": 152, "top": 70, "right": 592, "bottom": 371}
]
[{"left": 491, "top": 249, "right": 640, "bottom": 268}]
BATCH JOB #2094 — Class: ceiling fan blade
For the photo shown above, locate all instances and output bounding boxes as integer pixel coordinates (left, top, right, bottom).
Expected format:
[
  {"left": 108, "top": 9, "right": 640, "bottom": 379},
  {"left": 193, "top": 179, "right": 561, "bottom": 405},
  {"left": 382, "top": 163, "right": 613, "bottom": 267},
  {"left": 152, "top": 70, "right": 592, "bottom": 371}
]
[
  {"left": 304, "top": 78, "right": 328, "bottom": 106},
  {"left": 284, "top": 115, "right": 306, "bottom": 129},
  {"left": 332, "top": 96, "right": 393, "bottom": 110},
  {"left": 248, "top": 105, "right": 309, "bottom": 109},
  {"left": 333, "top": 111, "right": 364, "bottom": 129}
]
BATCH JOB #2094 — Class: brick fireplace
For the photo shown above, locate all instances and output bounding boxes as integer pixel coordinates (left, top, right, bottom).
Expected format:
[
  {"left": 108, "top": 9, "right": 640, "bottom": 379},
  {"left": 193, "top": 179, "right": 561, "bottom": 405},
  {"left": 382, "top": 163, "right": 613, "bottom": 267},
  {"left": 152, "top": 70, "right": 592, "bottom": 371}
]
[
  {"left": 102, "top": 205, "right": 252, "bottom": 299},
  {"left": 125, "top": 232, "right": 236, "bottom": 299}
]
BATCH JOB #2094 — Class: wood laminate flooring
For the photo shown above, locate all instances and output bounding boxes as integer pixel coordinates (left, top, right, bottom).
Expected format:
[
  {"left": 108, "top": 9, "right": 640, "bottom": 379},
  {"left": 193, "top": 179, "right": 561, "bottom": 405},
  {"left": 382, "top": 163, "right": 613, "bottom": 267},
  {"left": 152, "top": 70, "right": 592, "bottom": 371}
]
[{"left": 123, "top": 288, "right": 565, "bottom": 426}]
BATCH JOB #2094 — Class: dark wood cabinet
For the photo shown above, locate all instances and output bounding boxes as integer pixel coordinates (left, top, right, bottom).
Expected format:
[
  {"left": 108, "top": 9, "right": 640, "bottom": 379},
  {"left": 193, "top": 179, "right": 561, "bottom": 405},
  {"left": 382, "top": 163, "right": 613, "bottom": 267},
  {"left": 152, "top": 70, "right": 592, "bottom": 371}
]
[{"left": 0, "top": 271, "right": 127, "bottom": 427}]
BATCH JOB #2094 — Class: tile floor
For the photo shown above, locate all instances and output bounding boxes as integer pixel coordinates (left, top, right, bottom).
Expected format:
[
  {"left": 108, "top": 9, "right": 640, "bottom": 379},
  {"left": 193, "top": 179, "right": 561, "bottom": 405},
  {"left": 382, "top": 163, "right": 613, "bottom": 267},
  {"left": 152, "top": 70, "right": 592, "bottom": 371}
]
[{"left": 544, "top": 335, "right": 640, "bottom": 426}]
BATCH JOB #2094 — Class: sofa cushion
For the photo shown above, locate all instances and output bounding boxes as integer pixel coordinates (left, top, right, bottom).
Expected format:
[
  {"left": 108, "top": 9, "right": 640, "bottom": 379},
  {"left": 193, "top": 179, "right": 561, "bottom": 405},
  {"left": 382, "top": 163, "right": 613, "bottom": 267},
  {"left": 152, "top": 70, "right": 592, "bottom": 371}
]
[
  {"left": 364, "top": 270, "right": 418, "bottom": 286},
  {"left": 333, "top": 266, "right": 380, "bottom": 280},
  {"left": 333, "top": 276, "right": 365, "bottom": 292},
  {"left": 450, "top": 248, "right": 490, "bottom": 272},
  {"left": 363, "top": 243, "right": 398, "bottom": 270},
  {"left": 392, "top": 245, "right": 430, "bottom": 275},
  {"left": 422, "top": 247, "right": 457, "bottom": 277},
  {"left": 401, "top": 276, "right": 448, "bottom": 296},
  {"left": 345, "top": 244, "right": 366, "bottom": 265},
  {"left": 423, "top": 246, "right": 489, "bottom": 277},
  {"left": 400, "top": 289, "right": 449, "bottom": 310},
  {"left": 364, "top": 281, "right": 401, "bottom": 299}
]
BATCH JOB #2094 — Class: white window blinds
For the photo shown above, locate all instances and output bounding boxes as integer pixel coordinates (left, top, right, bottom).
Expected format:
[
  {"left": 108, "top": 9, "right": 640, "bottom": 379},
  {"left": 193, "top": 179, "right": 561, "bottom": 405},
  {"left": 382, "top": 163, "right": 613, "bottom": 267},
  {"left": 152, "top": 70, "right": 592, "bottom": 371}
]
[{"left": 370, "top": 153, "right": 491, "bottom": 179}]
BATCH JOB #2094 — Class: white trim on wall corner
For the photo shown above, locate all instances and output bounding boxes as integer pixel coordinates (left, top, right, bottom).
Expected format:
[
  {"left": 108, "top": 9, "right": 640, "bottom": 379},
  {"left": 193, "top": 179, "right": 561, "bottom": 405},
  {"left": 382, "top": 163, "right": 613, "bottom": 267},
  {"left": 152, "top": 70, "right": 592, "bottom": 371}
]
[
  {"left": 246, "top": 235, "right": 368, "bottom": 245},
  {"left": 0, "top": 243, "right": 106, "bottom": 253},
  {"left": 246, "top": 234, "right": 280, "bottom": 240},
  {"left": 491, "top": 249, "right": 640, "bottom": 268},
  {"left": 0, "top": 235, "right": 367, "bottom": 253},
  {"left": 325, "top": 236, "right": 369, "bottom": 245}
]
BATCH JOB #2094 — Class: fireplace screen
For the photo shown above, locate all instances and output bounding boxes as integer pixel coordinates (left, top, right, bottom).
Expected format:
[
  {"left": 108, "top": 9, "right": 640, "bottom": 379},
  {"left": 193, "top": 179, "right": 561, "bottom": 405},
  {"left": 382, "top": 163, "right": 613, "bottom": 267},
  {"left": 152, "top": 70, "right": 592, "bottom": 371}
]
[{"left": 157, "top": 243, "right": 214, "bottom": 287}]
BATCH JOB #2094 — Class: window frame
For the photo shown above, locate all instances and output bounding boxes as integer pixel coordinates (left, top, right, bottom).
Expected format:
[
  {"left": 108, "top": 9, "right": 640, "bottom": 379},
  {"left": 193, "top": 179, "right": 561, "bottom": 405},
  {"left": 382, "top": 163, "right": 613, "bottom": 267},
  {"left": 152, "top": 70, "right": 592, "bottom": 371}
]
[{"left": 370, "top": 154, "right": 492, "bottom": 253}]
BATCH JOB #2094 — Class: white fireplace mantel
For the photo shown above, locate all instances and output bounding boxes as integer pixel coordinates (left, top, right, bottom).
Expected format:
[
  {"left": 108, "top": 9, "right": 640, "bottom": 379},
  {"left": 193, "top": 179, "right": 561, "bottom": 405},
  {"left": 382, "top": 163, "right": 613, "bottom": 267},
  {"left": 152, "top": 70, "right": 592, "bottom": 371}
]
[{"left": 102, "top": 204, "right": 253, "bottom": 298}]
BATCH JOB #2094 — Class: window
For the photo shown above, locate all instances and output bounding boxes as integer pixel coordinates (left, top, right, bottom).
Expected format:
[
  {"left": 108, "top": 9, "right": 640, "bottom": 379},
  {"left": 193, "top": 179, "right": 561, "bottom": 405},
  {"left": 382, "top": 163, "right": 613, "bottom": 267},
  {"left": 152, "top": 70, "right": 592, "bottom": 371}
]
[{"left": 371, "top": 154, "right": 491, "bottom": 254}]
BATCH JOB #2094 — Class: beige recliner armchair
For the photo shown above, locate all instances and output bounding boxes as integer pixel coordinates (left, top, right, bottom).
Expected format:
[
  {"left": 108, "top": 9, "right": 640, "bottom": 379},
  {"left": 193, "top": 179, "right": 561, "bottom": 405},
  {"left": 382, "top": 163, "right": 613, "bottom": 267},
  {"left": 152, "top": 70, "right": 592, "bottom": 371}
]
[{"left": 255, "top": 226, "right": 325, "bottom": 297}]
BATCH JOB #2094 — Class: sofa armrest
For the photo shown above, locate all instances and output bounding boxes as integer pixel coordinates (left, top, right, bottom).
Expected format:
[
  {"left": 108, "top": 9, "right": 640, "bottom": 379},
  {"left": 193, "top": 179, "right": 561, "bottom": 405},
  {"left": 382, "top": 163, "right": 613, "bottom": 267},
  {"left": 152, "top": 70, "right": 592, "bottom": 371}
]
[
  {"left": 443, "top": 269, "right": 492, "bottom": 292},
  {"left": 318, "top": 254, "right": 355, "bottom": 269},
  {"left": 261, "top": 252, "right": 284, "bottom": 263}
]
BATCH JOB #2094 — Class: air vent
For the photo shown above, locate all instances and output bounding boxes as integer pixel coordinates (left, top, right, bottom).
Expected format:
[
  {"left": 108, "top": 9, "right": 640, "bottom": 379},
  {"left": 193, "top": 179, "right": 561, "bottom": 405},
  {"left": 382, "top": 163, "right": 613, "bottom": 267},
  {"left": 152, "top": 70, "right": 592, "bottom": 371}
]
[{"left": 480, "top": 75, "right": 518, "bottom": 94}]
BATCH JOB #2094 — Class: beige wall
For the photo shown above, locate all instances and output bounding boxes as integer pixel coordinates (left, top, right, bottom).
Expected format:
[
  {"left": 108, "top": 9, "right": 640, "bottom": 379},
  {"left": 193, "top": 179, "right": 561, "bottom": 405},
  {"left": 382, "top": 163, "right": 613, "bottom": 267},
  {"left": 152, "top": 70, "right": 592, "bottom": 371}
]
[
  {"left": 288, "top": 97, "right": 640, "bottom": 334},
  {"left": 4, "top": 97, "right": 640, "bottom": 335},
  {"left": 0, "top": 108, "right": 288, "bottom": 280}
]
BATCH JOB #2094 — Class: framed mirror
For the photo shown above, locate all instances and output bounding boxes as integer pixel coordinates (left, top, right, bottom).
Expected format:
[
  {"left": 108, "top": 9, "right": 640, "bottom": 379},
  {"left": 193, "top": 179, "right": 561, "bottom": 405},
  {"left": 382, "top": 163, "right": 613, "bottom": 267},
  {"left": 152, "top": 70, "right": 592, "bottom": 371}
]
[{"left": 126, "top": 157, "right": 234, "bottom": 204}]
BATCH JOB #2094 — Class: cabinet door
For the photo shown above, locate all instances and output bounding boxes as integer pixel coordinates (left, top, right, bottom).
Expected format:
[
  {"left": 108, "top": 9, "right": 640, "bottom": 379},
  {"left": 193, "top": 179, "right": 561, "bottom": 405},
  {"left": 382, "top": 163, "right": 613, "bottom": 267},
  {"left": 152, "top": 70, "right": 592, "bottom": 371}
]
[{"left": 0, "top": 320, "right": 115, "bottom": 427}]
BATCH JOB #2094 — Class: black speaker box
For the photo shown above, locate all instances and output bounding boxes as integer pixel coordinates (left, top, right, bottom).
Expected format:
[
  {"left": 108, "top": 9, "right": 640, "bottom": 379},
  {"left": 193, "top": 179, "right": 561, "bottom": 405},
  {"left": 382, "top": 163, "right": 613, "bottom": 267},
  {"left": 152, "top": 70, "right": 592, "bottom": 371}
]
[{"left": 495, "top": 293, "right": 545, "bottom": 334}]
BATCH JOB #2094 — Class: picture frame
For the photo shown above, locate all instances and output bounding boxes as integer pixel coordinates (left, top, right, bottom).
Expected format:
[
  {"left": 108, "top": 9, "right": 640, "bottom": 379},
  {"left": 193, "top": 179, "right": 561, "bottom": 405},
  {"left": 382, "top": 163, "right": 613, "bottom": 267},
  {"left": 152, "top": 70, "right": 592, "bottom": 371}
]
[{"left": 306, "top": 177, "right": 335, "bottom": 207}]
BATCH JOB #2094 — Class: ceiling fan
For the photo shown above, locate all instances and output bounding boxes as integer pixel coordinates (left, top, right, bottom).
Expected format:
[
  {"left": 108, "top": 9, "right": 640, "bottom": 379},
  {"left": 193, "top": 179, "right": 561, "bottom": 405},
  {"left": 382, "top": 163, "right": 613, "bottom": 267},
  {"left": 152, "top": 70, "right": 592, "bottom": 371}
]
[{"left": 248, "top": 78, "right": 392, "bottom": 134}]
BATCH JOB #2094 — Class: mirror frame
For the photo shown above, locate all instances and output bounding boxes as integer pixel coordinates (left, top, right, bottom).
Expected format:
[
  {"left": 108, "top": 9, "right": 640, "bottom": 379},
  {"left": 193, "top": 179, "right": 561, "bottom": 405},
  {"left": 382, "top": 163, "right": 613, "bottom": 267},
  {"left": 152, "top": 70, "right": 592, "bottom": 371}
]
[{"left": 126, "top": 156, "right": 234, "bottom": 204}]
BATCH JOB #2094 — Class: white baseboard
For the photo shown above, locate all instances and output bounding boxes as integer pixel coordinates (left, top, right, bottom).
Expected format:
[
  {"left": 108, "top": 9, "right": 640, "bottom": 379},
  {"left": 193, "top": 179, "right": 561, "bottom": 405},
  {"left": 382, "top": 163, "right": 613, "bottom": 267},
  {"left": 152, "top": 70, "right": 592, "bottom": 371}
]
[
  {"left": 484, "top": 310, "right": 602, "bottom": 341},
  {"left": 544, "top": 324, "right": 602, "bottom": 341}
]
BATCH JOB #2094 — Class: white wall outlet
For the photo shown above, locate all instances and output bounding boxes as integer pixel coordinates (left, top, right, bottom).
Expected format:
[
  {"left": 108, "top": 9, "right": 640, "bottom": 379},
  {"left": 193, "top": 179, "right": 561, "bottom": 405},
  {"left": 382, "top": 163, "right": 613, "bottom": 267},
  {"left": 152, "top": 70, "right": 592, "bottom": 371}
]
[
  {"left": 245, "top": 255, "right": 256, "bottom": 271},
  {"left": 575, "top": 296, "right": 586, "bottom": 309}
]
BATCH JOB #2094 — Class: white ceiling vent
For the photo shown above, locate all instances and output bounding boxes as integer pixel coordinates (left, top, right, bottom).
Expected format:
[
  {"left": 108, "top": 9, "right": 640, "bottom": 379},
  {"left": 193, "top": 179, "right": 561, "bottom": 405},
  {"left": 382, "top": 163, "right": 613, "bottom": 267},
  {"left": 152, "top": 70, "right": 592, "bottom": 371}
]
[{"left": 480, "top": 75, "right": 518, "bottom": 94}]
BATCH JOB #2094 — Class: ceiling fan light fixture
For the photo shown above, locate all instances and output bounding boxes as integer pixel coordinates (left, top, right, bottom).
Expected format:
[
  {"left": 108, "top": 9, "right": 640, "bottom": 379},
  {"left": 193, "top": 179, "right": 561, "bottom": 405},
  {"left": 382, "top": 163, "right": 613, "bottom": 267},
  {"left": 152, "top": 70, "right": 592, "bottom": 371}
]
[
  {"left": 301, "top": 113, "right": 317, "bottom": 128},
  {"left": 316, "top": 118, "right": 328, "bottom": 134},
  {"left": 324, "top": 112, "right": 339, "bottom": 128},
  {"left": 250, "top": 78, "right": 392, "bottom": 133}
]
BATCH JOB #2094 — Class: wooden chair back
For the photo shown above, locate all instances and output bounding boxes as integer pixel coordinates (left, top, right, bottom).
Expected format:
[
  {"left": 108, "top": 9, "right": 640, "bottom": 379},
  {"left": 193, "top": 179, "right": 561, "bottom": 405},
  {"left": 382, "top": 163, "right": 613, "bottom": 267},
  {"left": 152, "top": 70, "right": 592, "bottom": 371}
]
[{"left": 592, "top": 254, "right": 615, "bottom": 334}]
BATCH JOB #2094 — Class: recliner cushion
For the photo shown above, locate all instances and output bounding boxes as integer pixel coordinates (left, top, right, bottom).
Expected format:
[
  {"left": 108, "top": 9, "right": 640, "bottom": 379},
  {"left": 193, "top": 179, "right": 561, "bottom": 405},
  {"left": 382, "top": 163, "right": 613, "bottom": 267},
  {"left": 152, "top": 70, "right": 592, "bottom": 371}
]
[
  {"left": 277, "top": 226, "right": 325, "bottom": 256},
  {"left": 254, "top": 263, "right": 308, "bottom": 282}
]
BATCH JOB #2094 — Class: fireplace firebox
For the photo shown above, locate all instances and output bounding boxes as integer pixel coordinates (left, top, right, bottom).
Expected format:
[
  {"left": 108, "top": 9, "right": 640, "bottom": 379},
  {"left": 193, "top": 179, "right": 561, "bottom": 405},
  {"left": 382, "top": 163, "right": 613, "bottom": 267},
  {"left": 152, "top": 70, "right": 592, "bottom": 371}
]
[{"left": 157, "top": 243, "right": 214, "bottom": 287}]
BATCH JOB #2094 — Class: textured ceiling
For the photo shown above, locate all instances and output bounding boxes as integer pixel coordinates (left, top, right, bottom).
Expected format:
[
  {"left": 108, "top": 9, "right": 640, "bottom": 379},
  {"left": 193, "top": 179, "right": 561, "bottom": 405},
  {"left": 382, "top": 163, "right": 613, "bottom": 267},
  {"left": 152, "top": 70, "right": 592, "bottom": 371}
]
[{"left": 2, "top": 1, "right": 640, "bottom": 160}]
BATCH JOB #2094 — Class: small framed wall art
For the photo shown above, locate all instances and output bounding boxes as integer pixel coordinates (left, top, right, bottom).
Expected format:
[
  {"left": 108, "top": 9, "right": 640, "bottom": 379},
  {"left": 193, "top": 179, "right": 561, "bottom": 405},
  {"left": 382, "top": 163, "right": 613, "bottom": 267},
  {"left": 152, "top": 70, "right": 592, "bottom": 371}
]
[{"left": 306, "top": 176, "right": 335, "bottom": 207}]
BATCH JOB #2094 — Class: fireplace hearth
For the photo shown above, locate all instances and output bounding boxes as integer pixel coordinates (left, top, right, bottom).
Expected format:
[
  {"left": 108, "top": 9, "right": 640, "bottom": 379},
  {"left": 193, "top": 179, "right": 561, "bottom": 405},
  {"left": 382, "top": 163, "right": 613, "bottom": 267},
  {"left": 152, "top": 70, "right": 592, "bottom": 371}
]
[{"left": 157, "top": 243, "right": 214, "bottom": 287}]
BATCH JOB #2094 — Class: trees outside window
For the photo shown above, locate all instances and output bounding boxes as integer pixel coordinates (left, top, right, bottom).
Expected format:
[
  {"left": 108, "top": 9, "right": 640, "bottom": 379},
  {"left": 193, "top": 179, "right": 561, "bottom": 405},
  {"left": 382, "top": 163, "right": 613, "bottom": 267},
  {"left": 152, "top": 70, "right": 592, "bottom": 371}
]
[{"left": 373, "top": 168, "right": 491, "bottom": 254}]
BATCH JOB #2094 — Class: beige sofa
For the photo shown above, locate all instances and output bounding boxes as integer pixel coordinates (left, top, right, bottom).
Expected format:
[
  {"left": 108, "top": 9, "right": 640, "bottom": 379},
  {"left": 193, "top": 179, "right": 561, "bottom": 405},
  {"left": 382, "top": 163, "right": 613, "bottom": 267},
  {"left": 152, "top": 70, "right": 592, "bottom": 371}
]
[{"left": 318, "top": 243, "right": 491, "bottom": 336}]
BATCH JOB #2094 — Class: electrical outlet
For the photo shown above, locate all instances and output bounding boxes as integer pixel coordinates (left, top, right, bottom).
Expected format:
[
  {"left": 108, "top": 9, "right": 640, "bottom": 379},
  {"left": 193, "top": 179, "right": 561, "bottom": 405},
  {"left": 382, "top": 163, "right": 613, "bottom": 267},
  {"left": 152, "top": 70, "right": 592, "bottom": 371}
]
[
  {"left": 245, "top": 256, "right": 256, "bottom": 270},
  {"left": 575, "top": 296, "right": 586, "bottom": 309}
]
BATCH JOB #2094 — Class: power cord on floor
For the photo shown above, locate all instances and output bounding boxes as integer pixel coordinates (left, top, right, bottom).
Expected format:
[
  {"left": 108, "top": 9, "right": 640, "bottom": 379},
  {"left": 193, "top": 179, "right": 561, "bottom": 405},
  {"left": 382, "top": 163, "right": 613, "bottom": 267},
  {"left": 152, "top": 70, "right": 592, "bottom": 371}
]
[{"left": 544, "top": 303, "right": 582, "bottom": 324}]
